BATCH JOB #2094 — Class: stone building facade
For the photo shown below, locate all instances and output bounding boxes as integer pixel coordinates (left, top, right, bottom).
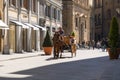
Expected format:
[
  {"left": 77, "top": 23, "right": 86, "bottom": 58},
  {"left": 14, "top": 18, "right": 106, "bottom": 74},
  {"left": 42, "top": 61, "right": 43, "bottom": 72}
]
[
  {"left": 93, "top": 0, "right": 103, "bottom": 41},
  {"left": 7, "top": 0, "right": 41, "bottom": 53},
  {"left": 39, "top": 0, "right": 62, "bottom": 49},
  {"left": 45, "top": 0, "right": 62, "bottom": 37},
  {"left": 62, "top": 0, "right": 91, "bottom": 44},
  {"left": 0, "top": 0, "right": 62, "bottom": 54},
  {"left": 102, "top": 0, "right": 120, "bottom": 38},
  {"left": 0, "top": 0, "right": 9, "bottom": 54},
  {"left": 0, "top": 0, "right": 4, "bottom": 53},
  {"left": 93, "top": 0, "right": 120, "bottom": 41}
]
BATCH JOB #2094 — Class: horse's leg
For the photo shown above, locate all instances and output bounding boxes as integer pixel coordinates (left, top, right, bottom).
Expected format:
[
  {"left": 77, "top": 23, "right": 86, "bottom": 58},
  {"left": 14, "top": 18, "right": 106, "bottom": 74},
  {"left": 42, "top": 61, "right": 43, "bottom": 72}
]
[
  {"left": 60, "top": 50, "right": 62, "bottom": 58},
  {"left": 75, "top": 45, "right": 77, "bottom": 57},
  {"left": 73, "top": 44, "right": 77, "bottom": 57},
  {"left": 53, "top": 49, "right": 56, "bottom": 59},
  {"left": 54, "top": 47, "right": 58, "bottom": 59},
  {"left": 75, "top": 51, "right": 76, "bottom": 57},
  {"left": 56, "top": 47, "right": 59, "bottom": 58},
  {"left": 60, "top": 46, "right": 63, "bottom": 58},
  {"left": 71, "top": 44, "right": 73, "bottom": 58},
  {"left": 72, "top": 44, "right": 77, "bottom": 57}
]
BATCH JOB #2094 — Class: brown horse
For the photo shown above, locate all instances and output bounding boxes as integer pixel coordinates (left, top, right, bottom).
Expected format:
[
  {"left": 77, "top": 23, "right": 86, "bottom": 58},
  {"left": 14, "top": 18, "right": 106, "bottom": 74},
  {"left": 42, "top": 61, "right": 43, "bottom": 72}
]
[
  {"left": 63, "top": 36, "right": 77, "bottom": 57},
  {"left": 53, "top": 32, "right": 77, "bottom": 58},
  {"left": 52, "top": 32, "right": 64, "bottom": 58}
]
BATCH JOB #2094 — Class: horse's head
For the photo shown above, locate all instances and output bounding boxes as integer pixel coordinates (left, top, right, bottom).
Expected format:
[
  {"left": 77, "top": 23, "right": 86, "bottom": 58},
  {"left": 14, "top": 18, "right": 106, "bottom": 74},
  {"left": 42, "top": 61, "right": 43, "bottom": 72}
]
[
  {"left": 53, "top": 32, "right": 60, "bottom": 42},
  {"left": 54, "top": 32, "right": 60, "bottom": 38}
]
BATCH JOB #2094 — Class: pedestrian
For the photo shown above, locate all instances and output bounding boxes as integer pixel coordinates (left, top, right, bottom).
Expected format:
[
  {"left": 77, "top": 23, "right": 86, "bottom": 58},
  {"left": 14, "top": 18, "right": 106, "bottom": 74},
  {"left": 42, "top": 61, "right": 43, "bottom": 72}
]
[
  {"left": 82, "top": 40, "right": 85, "bottom": 48},
  {"left": 88, "top": 41, "right": 91, "bottom": 49},
  {"left": 91, "top": 40, "right": 95, "bottom": 50},
  {"left": 96, "top": 40, "right": 101, "bottom": 49},
  {"left": 101, "top": 39, "right": 107, "bottom": 52}
]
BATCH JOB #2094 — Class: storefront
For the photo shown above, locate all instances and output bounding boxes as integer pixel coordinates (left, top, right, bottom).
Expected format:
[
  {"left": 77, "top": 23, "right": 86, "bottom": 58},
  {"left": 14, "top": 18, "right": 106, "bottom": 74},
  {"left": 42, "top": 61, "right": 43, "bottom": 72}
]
[
  {"left": 9, "top": 21, "right": 29, "bottom": 53},
  {"left": 24, "top": 23, "right": 39, "bottom": 52},
  {"left": 0, "top": 20, "right": 9, "bottom": 54},
  {"left": 35, "top": 25, "right": 46, "bottom": 50}
]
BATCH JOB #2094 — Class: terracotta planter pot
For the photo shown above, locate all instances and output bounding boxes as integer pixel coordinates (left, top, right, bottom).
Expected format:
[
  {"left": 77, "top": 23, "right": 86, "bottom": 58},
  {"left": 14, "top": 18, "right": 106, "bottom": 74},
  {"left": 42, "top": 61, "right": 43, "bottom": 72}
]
[
  {"left": 43, "top": 47, "right": 53, "bottom": 55},
  {"left": 107, "top": 48, "right": 119, "bottom": 60}
]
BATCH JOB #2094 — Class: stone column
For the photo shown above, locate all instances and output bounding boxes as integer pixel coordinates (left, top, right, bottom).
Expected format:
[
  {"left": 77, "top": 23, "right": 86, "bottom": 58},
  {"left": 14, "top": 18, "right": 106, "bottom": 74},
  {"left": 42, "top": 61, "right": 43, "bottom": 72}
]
[
  {"left": 3, "top": 0, "right": 10, "bottom": 54},
  {"left": 27, "top": 0, "right": 32, "bottom": 52},
  {"left": 50, "top": 5, "right": 53, "bottom": 36}
]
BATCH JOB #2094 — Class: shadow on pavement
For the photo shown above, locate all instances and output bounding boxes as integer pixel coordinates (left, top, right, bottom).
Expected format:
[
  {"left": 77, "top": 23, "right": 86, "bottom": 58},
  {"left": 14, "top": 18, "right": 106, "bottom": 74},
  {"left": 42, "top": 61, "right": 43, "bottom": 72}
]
[
  {"left": 46, "top": 56, "right": 72, "bottom": 61},
  {"left": 0, "top": 56, "right": 120, "bottom": 80}
]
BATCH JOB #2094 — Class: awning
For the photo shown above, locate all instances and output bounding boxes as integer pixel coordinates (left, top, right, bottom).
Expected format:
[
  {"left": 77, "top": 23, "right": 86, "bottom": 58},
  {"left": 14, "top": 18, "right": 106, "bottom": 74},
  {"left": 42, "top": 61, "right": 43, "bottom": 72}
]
[
  {"left": 0, "top": 20, "right": 9, "bottom": 29},
  {"left": 34, "top": 25, "right": 46, "bottom": 31},
  {"left": 11, "top": 21, "right": 29, "bottom": 29},
  {"left": 24, "top": 23, "right": 39, "bottom": 30}
]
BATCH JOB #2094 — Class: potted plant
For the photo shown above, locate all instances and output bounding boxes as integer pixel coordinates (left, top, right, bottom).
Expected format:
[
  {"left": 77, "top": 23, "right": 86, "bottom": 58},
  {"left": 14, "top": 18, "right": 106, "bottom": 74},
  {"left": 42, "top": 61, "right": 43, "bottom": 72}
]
[
  {"left": 71, "top": 31, "right": 75, "bottom": 37},
  {"left": 42, "top": 30, "right": 53, "bottom": 55},
  {"left": 108, "top": 16, "right": 119, "bottom": 60}
]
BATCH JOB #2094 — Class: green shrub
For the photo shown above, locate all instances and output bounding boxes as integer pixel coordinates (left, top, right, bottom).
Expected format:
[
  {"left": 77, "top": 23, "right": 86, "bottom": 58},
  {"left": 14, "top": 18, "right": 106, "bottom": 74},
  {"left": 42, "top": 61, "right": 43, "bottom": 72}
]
[
  {"left": 108, "top": 16, "right": 119, "bottom": 53},
  {"left": 42, "top": 30, "right": 53, "bottom": 47},
  {"left": 71, "top": 31, "right": 75, "bottom": 37}
]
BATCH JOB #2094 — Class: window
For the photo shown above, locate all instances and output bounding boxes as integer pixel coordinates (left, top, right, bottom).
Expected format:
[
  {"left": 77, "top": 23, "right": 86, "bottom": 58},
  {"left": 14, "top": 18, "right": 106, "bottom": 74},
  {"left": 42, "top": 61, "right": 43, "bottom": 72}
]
[
  {"left": 94, "top": 0, "right": 97, "bottom": 7},
  {"left": 20, "top": 0, "right": 29, "bottom": 10},
  {"left": 107, "top": 9, "right": 111, "bottom": 19},
  {"left": 45, "top": 5, "right": 48, "bottom": 16},
  {"left": 39, "top": 3, "right": 44, "bottom": 17},
  {"left": 48, "top": 6, "right": 51, "bottom": 17},
  {"left": 12, "top": 0, "right": 16, "bottom": 6},
  {"left": 54, "top": 8, "right": 56, "bottom": 19},
  {"left": 31, "top": 0, "right": 37, "bottom": 13},
  {"left": 94, "top": 15, "right": 97, "bottom": 25},
  {"left": 9, "top": 0, "right": 17, "bottom": 7},
  {"left": 51, "top": 7, "right": 54, "bottom": 18},
  {"left": 98, "top": 0, "right": 100, "bottom": 7},
  {"left": 75, "top": 17, "right": 78, "bottom": 27},
  {"left": 95, "top": 0, "right": 102, "bottom": 8},
  {"left": 45, "top": 5, "right": 51, "bottom": 17},
  {"left": 98, "top": 14, "right": 101, "bottom": 25},
  {"left": 23, "top": 0, "right": 29, "bottom": 10},
  {"left": 58, "top": 10, "right": 60, "bottom": 21},
  {"left": 118, "top": 0, "right": 120, "bottom": 3}
]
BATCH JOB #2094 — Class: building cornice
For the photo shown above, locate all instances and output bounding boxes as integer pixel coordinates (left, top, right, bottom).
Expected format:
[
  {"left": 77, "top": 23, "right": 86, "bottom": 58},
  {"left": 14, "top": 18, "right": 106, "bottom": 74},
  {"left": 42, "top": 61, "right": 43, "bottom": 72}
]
[{"left": 46, "top": 0, "right": 62, "bottom": 9}]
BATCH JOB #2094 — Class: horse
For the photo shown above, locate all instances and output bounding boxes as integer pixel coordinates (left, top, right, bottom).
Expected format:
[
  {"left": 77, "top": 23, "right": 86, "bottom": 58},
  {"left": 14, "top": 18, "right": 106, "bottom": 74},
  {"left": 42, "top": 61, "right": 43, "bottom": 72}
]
[
  {"left": 53, "top": 32, "right": 77, "bottom": 58},
  {"left": 63, "top": 36, "right": 77, "bottom": 57},
  {"left": 52, "top": 32, "right": 64, "bottom": 58},
  {"left": 70, "top": 37, "right": 77, "bottom": 57}
]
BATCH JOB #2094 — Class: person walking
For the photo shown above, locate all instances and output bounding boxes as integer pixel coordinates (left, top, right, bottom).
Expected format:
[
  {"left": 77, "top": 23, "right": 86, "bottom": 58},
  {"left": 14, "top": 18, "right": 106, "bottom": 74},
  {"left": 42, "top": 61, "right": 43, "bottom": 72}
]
[
  {"left": 91, "top": 40, "right": 95, "bottom": 50},
  {"left": 96, "top": 40, "right": 101, "bottom": 49},
  {"left": 101, "top": 39, "right": 107, "bottom": 52}
]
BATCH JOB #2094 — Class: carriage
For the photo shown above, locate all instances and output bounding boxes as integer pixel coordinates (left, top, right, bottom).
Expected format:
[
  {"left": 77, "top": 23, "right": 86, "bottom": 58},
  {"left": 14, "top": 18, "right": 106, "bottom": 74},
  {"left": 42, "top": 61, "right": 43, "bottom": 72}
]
[{"left": 52, "top": 32, "right": 77, "bottom": 58}]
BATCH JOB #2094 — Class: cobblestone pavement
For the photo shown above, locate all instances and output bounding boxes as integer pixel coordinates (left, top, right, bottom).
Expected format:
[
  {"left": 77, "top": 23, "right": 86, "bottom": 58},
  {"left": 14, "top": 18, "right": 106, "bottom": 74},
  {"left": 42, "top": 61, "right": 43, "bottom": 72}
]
[{"left": 0, "top": 49, "right": 120, "bottom": 80}]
